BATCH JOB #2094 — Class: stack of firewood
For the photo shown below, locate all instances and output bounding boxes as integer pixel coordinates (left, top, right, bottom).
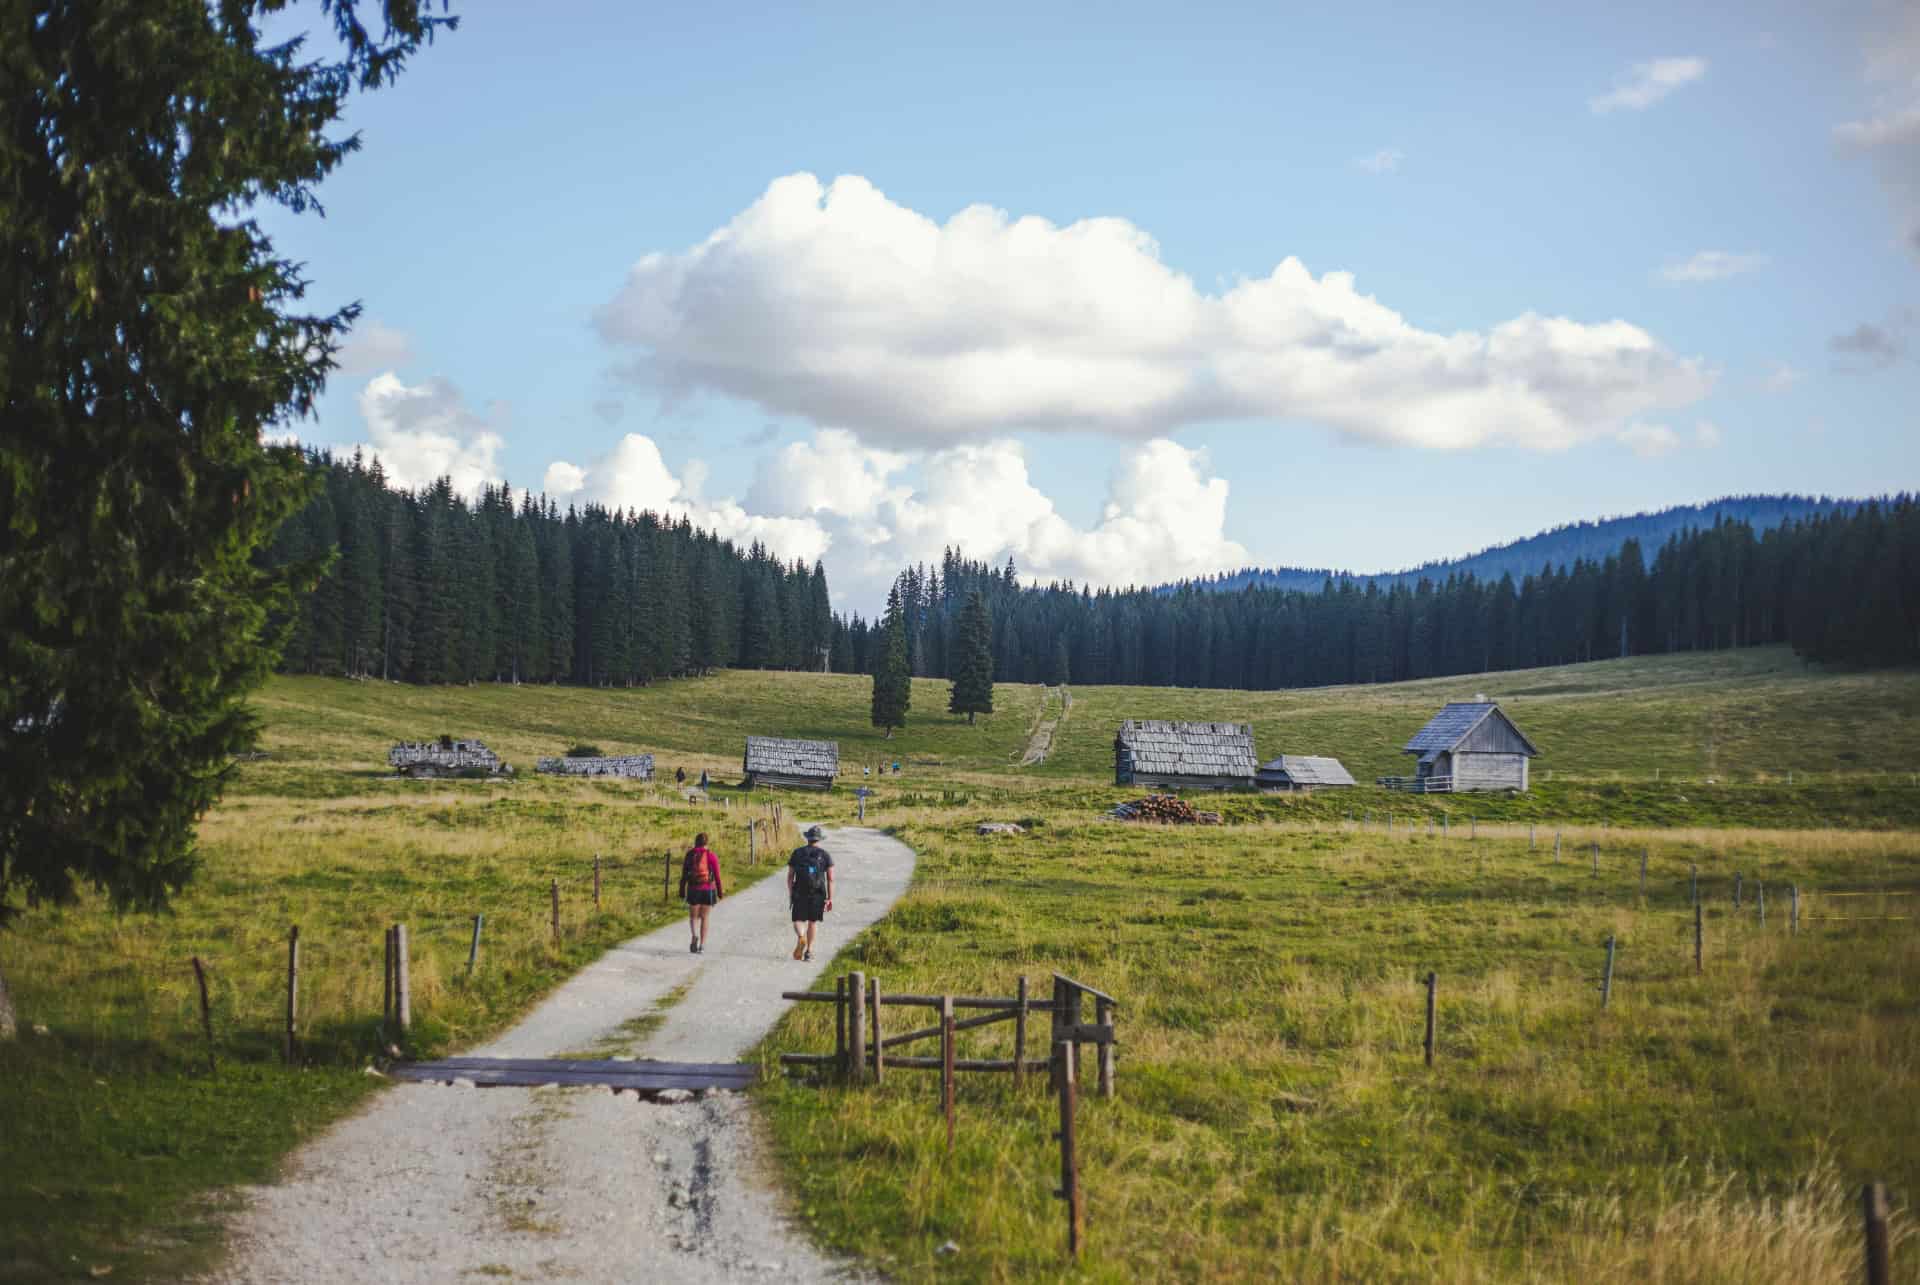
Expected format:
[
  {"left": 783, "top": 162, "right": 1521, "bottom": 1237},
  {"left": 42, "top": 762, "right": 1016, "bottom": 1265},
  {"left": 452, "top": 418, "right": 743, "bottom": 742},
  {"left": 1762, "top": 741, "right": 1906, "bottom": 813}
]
[{"left": 1108, "top": 795, "right": 1223, "bottom": 824}]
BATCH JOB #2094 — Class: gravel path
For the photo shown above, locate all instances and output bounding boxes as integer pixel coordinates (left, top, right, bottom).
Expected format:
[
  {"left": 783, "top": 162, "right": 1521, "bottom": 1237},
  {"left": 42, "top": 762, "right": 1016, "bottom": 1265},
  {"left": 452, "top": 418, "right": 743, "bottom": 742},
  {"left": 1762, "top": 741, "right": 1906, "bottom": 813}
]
[{"left": 203, "top": 825, "right": 913, "bottom": 1284}]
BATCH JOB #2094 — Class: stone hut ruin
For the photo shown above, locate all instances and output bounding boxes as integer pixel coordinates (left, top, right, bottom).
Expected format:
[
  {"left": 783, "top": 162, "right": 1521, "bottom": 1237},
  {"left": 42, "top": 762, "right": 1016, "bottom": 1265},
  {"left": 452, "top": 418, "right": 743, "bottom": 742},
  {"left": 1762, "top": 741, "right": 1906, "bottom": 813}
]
[{"left": 388, "top": 738, "right": 510, "bottom": 779}]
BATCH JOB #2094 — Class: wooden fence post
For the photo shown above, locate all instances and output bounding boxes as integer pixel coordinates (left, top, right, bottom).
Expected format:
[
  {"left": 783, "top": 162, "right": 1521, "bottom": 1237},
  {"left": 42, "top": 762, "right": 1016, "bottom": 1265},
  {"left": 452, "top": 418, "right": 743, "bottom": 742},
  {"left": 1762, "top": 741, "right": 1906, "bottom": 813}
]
[
  {"left": 1554, "top": 831, "right": 1562, "bottom": 861},
  {"left": 593, "top": 854, "right": 601, "bottom": 910},
  {"left": 1015, "top": 975, "right": 1029, "bottom": 1090},
  {"left": 1791, "top": 886, "right": 1799, "bottom": 935},
  {"left": 1096, "top": 998, "right": 1115, "bottom": 1099},
  {"left": 834, "top": 975, "right": 847, "bottom": 1076},
  {"left": 1639, "top": 848, "right": 1648, "bottom": 895},
  {"left": 468, "top": 915, "right": 483, "bottom": 977},
  {"left": 848, "top": 970, "right": 867, "bottom": 1086},
  {"left": 395, "top": 924, "right": 411, "bottom": 1034},
  {"left": 1690, "top": 863, "right": 1699, "bottom": 905},
  {"left": 1694, "top": 901, "right": 1704, "bottom": 975},
  {"left": 1591, "top": 842, "right": 1599, "bottom": 876},
  {"left": 1601, "top": 936, "right": 1616, "bottom": 1009},
  {"left": 1424, "top": 971, "right": 1437, "bottom": 1067},
  {"left": 383, "top": 925, "right": 395, "bottom": 1028},
  {"left": 1864, "top": 1181, "right": 1890, "bottom": 1285},
  {"left": 747, "top": 823, "right": 755, "bottom": 868},
  {"left": 1529, "top": 825, "right": 1536, "bottom": 850},
  {"left": 870, "top": 976, "right": 885, "bottom": 1083},
  {"left": 284, "top": 925, "right": 299, "bottom": 1066},
  {"left": 550, "top": 879, "right": 560, "bottom": 941},
  {"left": 1758, "top": 883, "right": 1766, "bottom": 928},
  {"left": 1049, "top": 977, "right": 1066, "bottom": 1094},
  {"left": 941, "top": 995, "right": 956, "bottom": 1151},
  {"left": 191, "top": 957, "right": 216, "bottom": 1074},
  {"left": 1734, "top": 871, "right": 1743, "bottom": 908},
  {"left": 1054, "top": 1040, "right": 1082, "bottom": 1260}
]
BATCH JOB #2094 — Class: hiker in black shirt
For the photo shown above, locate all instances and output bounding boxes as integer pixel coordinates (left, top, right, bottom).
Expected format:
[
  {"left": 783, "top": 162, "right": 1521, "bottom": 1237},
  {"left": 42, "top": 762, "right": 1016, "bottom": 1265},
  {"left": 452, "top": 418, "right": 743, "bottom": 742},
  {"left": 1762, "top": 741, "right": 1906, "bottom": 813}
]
[{"left": 786, "top": 825, "right": 834, "bottom": 962}]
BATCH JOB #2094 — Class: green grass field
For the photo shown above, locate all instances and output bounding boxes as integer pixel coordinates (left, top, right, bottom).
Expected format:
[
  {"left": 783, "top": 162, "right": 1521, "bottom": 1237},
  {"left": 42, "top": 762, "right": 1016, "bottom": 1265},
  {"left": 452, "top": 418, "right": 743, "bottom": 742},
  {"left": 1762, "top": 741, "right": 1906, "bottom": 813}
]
[{"left": 2, "top": 647, "right": 1916, "bottom": 1280}]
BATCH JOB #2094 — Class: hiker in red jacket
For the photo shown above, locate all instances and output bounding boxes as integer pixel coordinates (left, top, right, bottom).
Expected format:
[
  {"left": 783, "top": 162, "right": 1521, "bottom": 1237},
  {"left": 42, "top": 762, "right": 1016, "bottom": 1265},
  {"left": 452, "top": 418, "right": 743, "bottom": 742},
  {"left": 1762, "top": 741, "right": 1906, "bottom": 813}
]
[{"left": 680, "top": 832, "right": 724, "bottom": 954}]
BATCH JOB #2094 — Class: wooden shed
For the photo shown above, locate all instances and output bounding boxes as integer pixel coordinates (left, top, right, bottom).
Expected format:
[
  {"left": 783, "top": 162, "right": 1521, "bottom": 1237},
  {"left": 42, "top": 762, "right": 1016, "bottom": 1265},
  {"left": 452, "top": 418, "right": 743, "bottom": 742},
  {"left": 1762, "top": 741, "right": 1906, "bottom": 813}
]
[
  {"left": 1398, "top": 700, "right": 1539, "bottom": 793},
  {"left": 743, "top": 736, "right": 839, "bottom": 790},
  {"left": 1114, "top": 720, "right": 1257, "bottom": 791},
  {"left": 1257, "top": 755, "right": 1357, "bottom": 791}
]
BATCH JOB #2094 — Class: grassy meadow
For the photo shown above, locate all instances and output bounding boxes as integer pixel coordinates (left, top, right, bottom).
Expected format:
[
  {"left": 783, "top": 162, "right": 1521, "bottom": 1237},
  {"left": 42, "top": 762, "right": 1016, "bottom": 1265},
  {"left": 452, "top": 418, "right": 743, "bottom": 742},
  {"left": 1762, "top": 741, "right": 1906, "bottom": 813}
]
[{"left": 2, "top": 646, "right": 1917, "bottom": 1280}]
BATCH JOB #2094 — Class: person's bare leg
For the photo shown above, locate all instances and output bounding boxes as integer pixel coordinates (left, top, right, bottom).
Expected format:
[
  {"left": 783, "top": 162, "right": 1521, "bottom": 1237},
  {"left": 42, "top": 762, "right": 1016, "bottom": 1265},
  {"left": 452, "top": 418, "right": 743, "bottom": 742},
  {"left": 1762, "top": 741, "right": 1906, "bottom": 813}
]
[
  {"left": 687, "top": 904, "right": 698, "bottom": 951},
  {"left": 793, "top": 921, "right": 807, "bottom": 959},
  {"left": 696, "top": 904, "right": 711, "bottom": 949}
]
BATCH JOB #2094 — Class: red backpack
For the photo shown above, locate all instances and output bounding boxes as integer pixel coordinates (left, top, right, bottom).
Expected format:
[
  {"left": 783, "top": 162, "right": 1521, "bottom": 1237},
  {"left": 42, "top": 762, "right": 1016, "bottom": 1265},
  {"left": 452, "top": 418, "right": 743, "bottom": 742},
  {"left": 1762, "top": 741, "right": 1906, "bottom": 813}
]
[{"left": 681, "top": 848, "right": 715, "bottom": 892}]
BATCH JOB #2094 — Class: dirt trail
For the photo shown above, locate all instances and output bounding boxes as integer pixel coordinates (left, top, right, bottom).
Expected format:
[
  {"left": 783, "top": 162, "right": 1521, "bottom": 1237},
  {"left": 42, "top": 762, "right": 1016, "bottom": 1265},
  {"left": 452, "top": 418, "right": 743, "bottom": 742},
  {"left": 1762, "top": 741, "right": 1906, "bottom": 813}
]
[
  {"left": 203, "top": 825, "right": 913, "bottom": 1284},
  {"left": 1019, "top": 685, "right": 1070, "bottom": 766}
]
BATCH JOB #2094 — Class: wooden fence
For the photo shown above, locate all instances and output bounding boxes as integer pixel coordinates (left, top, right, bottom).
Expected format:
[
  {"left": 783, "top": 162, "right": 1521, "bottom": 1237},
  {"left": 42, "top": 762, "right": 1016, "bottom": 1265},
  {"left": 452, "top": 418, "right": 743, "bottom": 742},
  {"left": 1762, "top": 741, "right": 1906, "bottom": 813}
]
[{"left": 779, "top": 971, "right": 1117, "bottom": 1259}]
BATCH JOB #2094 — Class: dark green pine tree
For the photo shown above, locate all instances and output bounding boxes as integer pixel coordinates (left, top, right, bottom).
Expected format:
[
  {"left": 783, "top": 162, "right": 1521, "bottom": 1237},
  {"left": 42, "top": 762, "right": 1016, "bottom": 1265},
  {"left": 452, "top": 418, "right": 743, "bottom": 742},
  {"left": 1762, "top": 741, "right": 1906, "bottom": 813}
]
[
  {"left": 0, "top": 0, "right": 451, "bottom": 919},
  {"left": 947, "top": 591, "right": 995, "bottom": 723},
  {"left": 871, "top": 583, "right": 912, "bottom": 737}
]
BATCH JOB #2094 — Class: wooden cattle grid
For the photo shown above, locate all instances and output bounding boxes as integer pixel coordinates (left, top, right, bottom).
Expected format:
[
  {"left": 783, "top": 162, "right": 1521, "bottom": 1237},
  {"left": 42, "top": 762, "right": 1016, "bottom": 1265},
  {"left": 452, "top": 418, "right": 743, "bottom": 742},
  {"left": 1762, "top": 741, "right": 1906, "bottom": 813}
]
[{"left": 391, "top": 1057, "right": 758, "bottom": 1095}]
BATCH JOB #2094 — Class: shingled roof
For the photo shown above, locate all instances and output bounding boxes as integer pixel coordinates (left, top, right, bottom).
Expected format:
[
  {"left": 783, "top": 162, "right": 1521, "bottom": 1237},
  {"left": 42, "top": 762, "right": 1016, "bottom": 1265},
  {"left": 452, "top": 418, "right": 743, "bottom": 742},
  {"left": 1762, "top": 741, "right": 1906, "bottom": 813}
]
[
  {"left": 1403, "top": 702, "right": 1540, "bottom": 759},
  {"left": 1116, "top": 720, "right": 1257, "bottom": 779},
  {"left": 743, "top": 736, "right": 839, "bottom": 779},
  {"left": 1258, "top": 755, "right": 1357, "bottom": 787}
]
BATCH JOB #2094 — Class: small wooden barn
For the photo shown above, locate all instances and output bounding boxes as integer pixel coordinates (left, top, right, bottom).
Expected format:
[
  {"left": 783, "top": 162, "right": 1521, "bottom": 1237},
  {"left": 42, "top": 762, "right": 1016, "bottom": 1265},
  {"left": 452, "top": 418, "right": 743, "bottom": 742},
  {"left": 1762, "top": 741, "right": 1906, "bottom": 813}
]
[
  {"left": 1257, "top": 755, "right": 1357, "bottom": 791},
  {"left": 743, "top": 736, "right": 839, "bottom": 790},
  {"left": 1399, "top": 700, "right": 1539, "bottom": 793},
  {"left": 1114, "top": 720, "right": 1257, "bottom": 791}
]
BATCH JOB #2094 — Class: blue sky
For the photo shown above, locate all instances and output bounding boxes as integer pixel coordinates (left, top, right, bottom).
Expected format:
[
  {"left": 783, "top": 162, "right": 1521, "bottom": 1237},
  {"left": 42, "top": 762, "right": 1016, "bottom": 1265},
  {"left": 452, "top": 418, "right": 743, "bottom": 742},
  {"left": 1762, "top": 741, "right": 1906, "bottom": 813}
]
[{"left": 265, "top": 0, "right": 1920, "bottom": 613}]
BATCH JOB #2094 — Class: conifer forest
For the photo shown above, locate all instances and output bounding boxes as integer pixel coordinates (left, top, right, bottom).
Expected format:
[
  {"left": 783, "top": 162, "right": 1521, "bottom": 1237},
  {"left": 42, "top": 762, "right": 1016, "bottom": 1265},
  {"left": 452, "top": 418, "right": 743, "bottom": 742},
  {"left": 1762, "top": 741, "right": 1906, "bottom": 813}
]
[{"left": 268, "top": 456, "right": 1916, "bottom": 693}]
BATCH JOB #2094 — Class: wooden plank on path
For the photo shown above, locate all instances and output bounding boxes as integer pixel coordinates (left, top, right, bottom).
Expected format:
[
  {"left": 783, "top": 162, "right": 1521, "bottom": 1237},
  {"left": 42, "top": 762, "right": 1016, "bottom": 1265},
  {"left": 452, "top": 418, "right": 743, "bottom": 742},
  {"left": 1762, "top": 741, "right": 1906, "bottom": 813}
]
[{"left": 392, "top": 1057, "right": 760, "bottom": 1092}]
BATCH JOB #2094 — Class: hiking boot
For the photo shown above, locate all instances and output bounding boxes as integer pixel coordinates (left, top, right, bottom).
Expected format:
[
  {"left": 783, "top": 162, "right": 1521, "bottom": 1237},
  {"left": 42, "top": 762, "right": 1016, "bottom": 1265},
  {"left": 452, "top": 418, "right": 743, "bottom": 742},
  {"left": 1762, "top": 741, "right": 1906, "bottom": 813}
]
[
  {"left": 792, "top": 940, "right": 806, "bottom": 960},
  {"left": 689, "top": 938, "right": 698, "bottom": 954},
  {"left": 803, "top": 948, "right": 813, "bottom": 962}
]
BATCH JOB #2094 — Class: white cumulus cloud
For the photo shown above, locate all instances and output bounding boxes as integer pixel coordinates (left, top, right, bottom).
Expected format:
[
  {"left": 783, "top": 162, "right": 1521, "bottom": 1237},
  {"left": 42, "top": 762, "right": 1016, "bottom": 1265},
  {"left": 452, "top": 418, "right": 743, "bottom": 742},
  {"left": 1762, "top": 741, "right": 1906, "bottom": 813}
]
[
  {"left": 1694, "top": 420, "right": 1724, "bottom": 448},
  {"left": 732, "top": 432, "right": 1248, "bottom": 611},
  {"left": 1589, "top": 57, "right": 1708, "bottom": 113},
  {"left": 352, "top": 373, "right": 505, "bottom": 495},
  {"left": 1657, "top": 250, "right": 1769, "bottom": 283},
  {"left": 594, "top": 174, "right": 1712, "bottom": 453},
  {"left": 1758, "top": 362, "right": 1804, "bottom": 392},
  {"left": 333, "top": 321, "right": 416, "bottom": 376},
  {"left": 1353, "top": 148, "right": 1405, "bottom": 174},
  {"left": 1618, "top": 423, "right": 1681, "bottom": 457}
]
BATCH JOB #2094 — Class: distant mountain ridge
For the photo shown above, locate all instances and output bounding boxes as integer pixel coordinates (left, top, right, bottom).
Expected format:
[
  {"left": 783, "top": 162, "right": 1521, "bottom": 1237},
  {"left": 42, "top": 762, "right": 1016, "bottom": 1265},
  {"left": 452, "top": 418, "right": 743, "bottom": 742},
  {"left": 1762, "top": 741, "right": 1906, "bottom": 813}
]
[{"left": 1172, "top": 495, "right": 1867, "bottom": 594}]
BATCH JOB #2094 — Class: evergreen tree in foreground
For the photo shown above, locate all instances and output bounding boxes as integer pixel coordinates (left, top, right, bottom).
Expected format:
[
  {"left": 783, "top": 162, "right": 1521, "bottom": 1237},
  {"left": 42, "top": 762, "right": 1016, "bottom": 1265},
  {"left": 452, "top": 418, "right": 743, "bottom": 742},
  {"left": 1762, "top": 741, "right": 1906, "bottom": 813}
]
[
  {"left": 947, "top": 590, "right": 995, "bottom": 724},
  {"left": 0, "top": 2, "right": 451, "bottom": 922},
  {"left": 872, "top": 583, "right": 912, "bottom": 738}
]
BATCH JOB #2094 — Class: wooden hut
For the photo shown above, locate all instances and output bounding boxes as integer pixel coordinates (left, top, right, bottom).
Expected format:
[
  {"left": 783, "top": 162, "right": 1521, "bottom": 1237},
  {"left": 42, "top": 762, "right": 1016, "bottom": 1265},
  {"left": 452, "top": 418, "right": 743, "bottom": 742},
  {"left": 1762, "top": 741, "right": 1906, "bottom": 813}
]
[
  {"left": 743, "top": 736, "right": 839, "bottom": 790},
  {"left": 1257, "top": 755, "right": 1356, "bottom": 791},
  {"left": 1114, "top": 720, "right": 1257, "bottom": 791},
  {"left": 1396, "top": 700, "right": 1539, "bottom": 793}
]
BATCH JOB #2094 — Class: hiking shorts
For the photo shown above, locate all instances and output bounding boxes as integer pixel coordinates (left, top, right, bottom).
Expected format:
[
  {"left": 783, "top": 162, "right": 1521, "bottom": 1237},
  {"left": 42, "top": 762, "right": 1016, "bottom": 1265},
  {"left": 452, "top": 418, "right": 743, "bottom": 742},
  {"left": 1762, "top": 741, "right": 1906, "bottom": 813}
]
[
  {"left": 790, "top": 894, "right": 826, "bottom": 923},
  {"left": 685, "top": 888, "right": 718, "bottom": 906}
]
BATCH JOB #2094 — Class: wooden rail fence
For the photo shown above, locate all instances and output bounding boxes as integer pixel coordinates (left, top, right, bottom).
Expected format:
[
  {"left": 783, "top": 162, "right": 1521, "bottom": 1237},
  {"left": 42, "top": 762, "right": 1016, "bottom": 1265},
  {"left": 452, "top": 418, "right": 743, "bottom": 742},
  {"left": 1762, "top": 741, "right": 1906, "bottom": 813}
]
[{"left": 780, "top": 971, "right": 1117, "bottom": 1259}]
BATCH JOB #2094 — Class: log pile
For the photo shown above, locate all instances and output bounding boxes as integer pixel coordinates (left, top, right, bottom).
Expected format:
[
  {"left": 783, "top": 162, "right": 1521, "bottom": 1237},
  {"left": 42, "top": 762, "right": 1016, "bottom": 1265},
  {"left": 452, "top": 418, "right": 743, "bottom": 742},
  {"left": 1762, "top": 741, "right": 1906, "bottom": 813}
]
[{"left": 1107, "top": 795, "right": 1222, "bottom": 825}]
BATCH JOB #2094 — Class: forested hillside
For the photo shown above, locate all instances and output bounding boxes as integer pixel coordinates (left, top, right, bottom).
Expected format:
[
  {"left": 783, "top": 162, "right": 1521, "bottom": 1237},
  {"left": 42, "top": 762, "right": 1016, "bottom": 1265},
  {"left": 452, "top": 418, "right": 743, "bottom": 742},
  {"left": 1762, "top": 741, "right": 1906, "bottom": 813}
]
[
  {"left": 264, "top": 452, "right": 832, "bottom": 684},
  {"left": 1183, "top": 494, "right": 1859, "bottom": 594},
  {"left": 835, "top": 497, "right": 1920, "bottom": 689}
]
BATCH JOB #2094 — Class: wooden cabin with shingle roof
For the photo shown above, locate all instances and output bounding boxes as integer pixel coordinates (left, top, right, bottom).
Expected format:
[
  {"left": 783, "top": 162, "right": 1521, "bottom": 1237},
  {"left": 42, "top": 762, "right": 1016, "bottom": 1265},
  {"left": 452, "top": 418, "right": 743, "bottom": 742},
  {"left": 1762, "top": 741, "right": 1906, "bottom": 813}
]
[
  {"left": 1257, "top": 755, "right": 1357, "bottom": 792},
  {"left": 743, "top": 736, "right": 839, "bottom": 791},
  {"left": 1114, "top": 720, "right": 1257, "bottom": 791},
  {"left": 1397, "top": 699, "right": 1539, "bottom": 793}
]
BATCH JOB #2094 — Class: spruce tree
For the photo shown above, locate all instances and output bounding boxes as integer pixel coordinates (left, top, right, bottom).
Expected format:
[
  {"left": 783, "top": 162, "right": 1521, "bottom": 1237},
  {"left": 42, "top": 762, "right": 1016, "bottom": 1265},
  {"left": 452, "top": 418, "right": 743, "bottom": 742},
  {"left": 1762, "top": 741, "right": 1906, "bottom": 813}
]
[
  {"left": 871, "top": 584, "right": 912, "bottom": 737},
  {"left": 947, "top": 591, "right": 995, "bottom": 723},
  {"left": 0, "top": 1, "right": 452, "bottom": 918}
]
